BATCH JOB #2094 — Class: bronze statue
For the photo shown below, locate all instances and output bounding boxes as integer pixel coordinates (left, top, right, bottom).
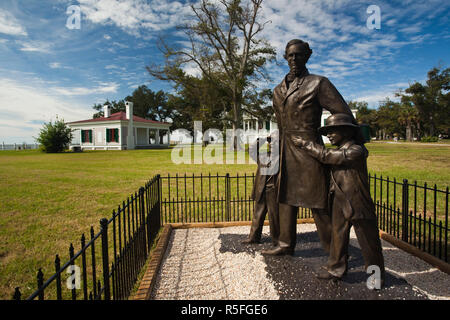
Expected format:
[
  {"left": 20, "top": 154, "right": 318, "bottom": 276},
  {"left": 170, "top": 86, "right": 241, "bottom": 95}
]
[
  {"left": 242, "top": 134, "right": 280, "bottom": 246},
  {"left": 293, "top": 113, "right": 385, "bottom": 286},
  {"left": 262, "top": 39, "right": 360, "bottom": 256}
]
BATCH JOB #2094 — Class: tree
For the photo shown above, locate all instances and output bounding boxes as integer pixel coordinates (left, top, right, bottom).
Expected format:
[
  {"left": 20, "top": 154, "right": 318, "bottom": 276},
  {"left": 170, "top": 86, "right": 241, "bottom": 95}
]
[
  {"left": 147, "top": 0, "right": 276, "bottom": 149},
  {"left": 92, "top": 86, "right": 173, "bottom": 122},
  {"left": 401, "top": 66, "right": 450, "bottom": 137},
  {"left": 395, "top": 90, "right": 421, "bottom": 141},
  {"left": 375, "top": 99, "right": 404, "bottom": 140},
  {"left": 125, "top": 86, "right": 172, "bottom": 121},
  {"left": 92, "top": 99, "right": 126, "bottom": 118},
  {"left": 35, "top": 117, "right": 73, "bottom": 153}
]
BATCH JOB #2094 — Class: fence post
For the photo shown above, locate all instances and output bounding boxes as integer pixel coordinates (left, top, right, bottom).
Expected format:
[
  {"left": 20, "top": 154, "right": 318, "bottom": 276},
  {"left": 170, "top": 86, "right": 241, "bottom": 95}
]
[
  {"left": 100, "top": 218, "right": 111, "bottom": 300},
  {"left": 37, "top": 269, "right": 44, "bottom": 300},
  {"left": 157, "top": 174, "right": 161, "bottom": 228},
  {"left": 139, "top": 187, "right": 148, "bottom": 257},
  {"left": 402, "top": 179, "right": 409, "bottom": 242},
  {"left": 225, "top": 173, "right": 230, "bottom": 221}
]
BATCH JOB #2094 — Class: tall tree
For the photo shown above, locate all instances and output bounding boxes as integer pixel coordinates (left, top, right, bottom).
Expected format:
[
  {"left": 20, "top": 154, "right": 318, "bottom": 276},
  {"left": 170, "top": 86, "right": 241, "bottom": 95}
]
[
  {"left": 92, "top": 86, "right": 173, "bottom": 122},
  {"left": 125, "top": 85, "right": 171, "bottom": 121},
  {"left": 147, "top": 0, "right": 276, "bottom": 148},
  {"left": 167, "top": 75, "right": 232, "bottom": 132},
  {"left": 375, "top": 99, "right": 404, "bottom": 140},
  {"left": 402, "top": 66, "right": 450, "bottom": 137},
  {"left": 92, "top": 99, "right": 126, "bottom": 118}
]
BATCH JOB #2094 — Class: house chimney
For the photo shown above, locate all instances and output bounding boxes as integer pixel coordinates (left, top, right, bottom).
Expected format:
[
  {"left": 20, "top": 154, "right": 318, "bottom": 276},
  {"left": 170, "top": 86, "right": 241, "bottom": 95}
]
[
  {"left": 125, "top": 101, "right": 135, "bottom": 149},
  {"left": 104, "top": 104, "right": 111, "bottom": 118}
]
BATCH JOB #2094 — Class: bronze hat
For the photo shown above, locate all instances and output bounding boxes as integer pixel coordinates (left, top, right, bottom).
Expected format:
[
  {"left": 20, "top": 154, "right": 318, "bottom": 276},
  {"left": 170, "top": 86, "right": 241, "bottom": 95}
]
[{"left": 318, "top": 113, "right": 359, "bottom": 136}]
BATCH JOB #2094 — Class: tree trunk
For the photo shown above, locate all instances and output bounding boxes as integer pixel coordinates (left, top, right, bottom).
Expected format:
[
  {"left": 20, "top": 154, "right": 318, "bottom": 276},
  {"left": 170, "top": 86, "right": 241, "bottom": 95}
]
[
  {"left": 406, "top": 123, "right": 413, "bottom": 141},
  {"left": 229, "top": 99, "right": 243, "bottom": 151}
]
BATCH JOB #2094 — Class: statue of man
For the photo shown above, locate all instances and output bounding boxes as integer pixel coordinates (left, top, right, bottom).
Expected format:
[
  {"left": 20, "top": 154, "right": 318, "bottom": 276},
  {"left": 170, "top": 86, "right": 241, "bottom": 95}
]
[{"left": 262, "top": 39, "right": 362, "bottom": 256}]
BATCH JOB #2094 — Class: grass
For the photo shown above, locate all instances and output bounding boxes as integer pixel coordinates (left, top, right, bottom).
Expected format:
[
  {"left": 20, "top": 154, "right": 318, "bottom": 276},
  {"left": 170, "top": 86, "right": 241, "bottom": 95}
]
[{"left": 0, "top": 142, "right": 449, "bottom": 299}]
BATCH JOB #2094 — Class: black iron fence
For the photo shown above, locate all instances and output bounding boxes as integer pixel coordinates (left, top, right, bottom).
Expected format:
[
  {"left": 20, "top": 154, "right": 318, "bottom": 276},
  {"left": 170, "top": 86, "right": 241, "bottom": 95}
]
[
  {"left": 159, "top": 173, "right": 313, "bottom": 224},
  {"left": 13, "top": 175, "right": 161, "bottom": 300},
  {"left": 12, "top": 172, "right": 449, "bottom": 300},
  {"left": 159, "top": 173, "right": 448, "bottom": 262},
  {"left": 369, "top": 174, "right": 449, "bottom": 262}
]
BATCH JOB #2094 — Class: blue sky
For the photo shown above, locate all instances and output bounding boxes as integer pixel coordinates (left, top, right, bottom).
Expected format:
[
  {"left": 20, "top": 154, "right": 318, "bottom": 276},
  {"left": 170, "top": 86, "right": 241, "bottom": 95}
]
[{"left": 0, "top": 0, "right": 448, "bottom": 143}]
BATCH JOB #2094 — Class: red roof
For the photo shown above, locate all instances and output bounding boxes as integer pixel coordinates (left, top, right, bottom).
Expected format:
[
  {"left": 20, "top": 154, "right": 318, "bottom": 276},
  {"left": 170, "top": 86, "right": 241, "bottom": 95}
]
[{"left": 68, "top": 112, "right": 170, "bottom": 125}]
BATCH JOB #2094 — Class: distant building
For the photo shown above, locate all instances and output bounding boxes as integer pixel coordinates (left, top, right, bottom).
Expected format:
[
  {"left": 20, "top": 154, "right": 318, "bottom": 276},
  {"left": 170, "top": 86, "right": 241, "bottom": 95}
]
[{"left": 67, "top": 102, "right": 171, "bottom": 150}]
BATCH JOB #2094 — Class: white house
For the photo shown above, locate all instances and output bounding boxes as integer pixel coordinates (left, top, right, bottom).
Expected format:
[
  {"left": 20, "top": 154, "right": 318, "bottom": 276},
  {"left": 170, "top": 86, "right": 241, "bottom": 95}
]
[{"left": 67, "top": 102, "right": 172, "bottom": 150}]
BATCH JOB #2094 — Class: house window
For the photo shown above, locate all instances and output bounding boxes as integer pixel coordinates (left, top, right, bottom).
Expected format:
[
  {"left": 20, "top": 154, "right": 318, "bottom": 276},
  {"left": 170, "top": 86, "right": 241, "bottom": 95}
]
[
  {"left": 81, "top": 130, "right": 92, "bottom": 143},
  {"left": 106, "top": 128, "right": 119, "bottom": 143}
]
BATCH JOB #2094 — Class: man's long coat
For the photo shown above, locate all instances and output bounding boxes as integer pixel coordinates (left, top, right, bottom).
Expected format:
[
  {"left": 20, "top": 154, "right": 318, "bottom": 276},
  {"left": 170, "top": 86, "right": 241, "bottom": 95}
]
[{"left": 272, "top": 68, "right": 356, "bottom": 209}]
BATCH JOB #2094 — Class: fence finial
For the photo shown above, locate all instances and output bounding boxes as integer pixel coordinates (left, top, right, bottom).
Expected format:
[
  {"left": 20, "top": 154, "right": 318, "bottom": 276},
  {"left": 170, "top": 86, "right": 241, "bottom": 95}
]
[{"left": 13, "top": 287, "right": 21, "bottom": 300}]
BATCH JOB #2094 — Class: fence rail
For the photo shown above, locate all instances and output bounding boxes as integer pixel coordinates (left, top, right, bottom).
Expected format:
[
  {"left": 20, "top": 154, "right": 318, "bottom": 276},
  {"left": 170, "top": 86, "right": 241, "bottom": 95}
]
[
  {"left": 14, "top": 175, "right": 161, "bottom": 301},
  {"left": 13, "top": 172, "right": 449, "bottom": 300},
  {"left": 1, "top": 143, "right": 39, "bottom": 150},
  {"left": 159, "top": 173, "right": 313, "bottom": 224}
]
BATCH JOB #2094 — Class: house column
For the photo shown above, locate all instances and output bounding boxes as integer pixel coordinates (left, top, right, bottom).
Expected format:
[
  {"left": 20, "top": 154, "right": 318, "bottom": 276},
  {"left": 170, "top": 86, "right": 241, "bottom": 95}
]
[
  {"left": 155, "top": 129, "right": 160, "bottom": 145},
  {"left": 146, "top": 128, "right": 150, "bottom": 145},
  {"left": 126, "top": 101, "right": 135, "bottom": 149},
  {"left": 118, "top": 126, "right": 122, "bottom": 150}
]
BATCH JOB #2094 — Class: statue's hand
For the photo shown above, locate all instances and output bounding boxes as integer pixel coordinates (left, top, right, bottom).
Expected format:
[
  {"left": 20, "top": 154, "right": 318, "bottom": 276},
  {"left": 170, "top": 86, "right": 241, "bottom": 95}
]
[{"left": 291, "top": 136, "right": 306, "bottom": 148}]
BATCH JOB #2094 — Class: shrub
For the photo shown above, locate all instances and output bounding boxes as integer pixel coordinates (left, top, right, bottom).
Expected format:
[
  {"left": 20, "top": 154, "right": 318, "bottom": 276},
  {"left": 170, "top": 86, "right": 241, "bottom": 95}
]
[
  {"left": 420, "top": 136, "right": 439, "bottom": 143},
  {"left": 36, "top": 118, "right": 73, "bottom": 153}
]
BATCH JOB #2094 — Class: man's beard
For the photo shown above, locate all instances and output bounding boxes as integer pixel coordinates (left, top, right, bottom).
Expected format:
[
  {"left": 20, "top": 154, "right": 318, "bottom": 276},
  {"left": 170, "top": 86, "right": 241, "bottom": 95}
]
[
  {"left": 287, "top": 64, "right": 306, "bottom": 81},
  {"left": 289, "top": 65, "right": 305, "bottom": 76}
]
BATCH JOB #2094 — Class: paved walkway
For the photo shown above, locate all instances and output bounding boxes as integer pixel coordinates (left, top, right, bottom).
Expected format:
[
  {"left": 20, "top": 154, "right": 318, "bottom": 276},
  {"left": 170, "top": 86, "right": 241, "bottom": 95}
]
[{"left": 151, "top": 224, "right": 450, "bottom": 300}]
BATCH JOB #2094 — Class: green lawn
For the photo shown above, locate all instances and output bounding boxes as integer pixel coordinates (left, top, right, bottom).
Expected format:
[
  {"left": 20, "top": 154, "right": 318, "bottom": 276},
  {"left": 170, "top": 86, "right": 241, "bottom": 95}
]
[{"left": 0, "top": 143, "right": 449, "bottom": 299}]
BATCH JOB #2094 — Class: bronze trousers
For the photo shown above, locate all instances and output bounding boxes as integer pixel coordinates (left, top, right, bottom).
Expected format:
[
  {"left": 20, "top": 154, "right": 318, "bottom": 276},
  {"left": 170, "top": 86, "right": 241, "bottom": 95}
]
[
  {"left": 248, "top": 185, "right": 280, "bottom": 245},
  {"left": 327, "top": 206, "right": 385, "bottom": 278},
  {"left": 277, "top": 206, "right": 332, "bottom": 251}
]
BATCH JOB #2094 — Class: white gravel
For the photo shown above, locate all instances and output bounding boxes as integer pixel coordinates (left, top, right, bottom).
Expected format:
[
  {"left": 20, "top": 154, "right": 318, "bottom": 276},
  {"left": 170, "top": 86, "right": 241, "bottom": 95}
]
[
  {"left": 151, "top": 224, "right": 450, "bottom": 300},
  {"left": 152, "top": 226, "right": 280, "bottom": 300}
]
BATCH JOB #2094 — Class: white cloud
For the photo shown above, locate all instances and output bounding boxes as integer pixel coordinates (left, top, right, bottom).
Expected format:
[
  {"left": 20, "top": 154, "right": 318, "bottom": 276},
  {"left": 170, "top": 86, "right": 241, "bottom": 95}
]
[
  {"left": 17, "top": 40, "right": 52, "bottom": 53},
  {"left": 0, "top": 10, "right": 27, "bottom": 36},
  {"left": 0, "top": 79, "right": 92, "bottom": 143},
  {"left": 78, "top": 0, "right": 193, "bottom": 37},
  {"left": 349, "top": 83, "right": 406, "bottom": 108},
  {"left": 52, "top": 82, "right": 119, "bottom": 96},
  {"left": 49, "top": 62, "right": 61, "bottom": 69}
]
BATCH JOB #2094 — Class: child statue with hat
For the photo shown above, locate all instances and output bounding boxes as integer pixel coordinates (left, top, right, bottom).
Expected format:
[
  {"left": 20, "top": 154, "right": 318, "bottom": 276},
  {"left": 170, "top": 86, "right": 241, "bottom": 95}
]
[{"left": 292, "top": 113, "right": 385, "bottom": 288}]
